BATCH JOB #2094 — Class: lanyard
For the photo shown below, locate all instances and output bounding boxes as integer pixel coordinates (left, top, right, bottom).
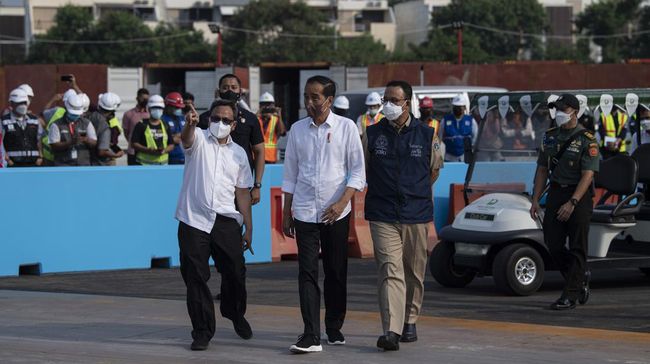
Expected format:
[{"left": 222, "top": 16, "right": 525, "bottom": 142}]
[{"left": 68, "top": 122, "right": 76, "bottom": 135}]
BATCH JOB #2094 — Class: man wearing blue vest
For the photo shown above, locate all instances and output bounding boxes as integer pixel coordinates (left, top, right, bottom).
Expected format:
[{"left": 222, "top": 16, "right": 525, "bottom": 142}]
[
  {"left": 440, "top": 94, "right": 478, "bottom": 162},
  {"left": 364, "top": 80, "right": 444, "bottom": 351}
]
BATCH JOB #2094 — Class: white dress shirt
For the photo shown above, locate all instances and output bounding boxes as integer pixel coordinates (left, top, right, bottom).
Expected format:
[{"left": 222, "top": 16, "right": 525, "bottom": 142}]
[
  {"left": 175, "top": 129, "right": 253, "bottom": 233},
  {"left": 282, "top": 110, "right": 366, "bottom": 223}
]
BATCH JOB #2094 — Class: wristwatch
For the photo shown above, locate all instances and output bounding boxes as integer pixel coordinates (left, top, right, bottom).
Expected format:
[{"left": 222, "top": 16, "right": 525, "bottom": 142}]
[
  {"left": 570, "top": 198, "right": 579, "bottom": 207},
  {"left": 253, "top": 182, "right": 262, "bottom": 189}
]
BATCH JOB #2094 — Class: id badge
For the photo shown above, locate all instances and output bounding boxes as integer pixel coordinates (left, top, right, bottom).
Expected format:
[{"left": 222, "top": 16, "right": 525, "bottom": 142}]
[{"left": 71, "top": 148, "right": 78, "bottom": 159}]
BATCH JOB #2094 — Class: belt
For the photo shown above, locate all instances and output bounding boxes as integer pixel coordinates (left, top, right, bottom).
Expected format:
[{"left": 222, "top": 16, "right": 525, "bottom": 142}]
[
  {"left": 7, "top": 150, "right": 39, "bottom": 157},
  {"left": 550, "top": 181, "right": 577, "bottom": 189}
]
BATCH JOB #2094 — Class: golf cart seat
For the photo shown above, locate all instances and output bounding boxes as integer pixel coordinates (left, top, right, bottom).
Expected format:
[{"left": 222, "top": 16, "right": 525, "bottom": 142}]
[
  {"left": 588, "top": 155, "right": 644, "bottom": 257},
  {"left": 631, "top": 144, "right": 650, "bottom": 219}
]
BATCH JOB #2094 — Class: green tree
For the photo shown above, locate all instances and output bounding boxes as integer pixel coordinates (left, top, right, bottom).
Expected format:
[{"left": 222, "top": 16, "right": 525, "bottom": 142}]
[
  {"left": 222, "top": 0, "right": 388, "bottom": 65},
  {"left": 27, "top": 5, "right": 213, "bottom": 66},
  {"left": 575, "top": 0, "right": 642, "bottom": 63},
  {"left": 417, "top": 0, "right": 547, "bottom": 63}
]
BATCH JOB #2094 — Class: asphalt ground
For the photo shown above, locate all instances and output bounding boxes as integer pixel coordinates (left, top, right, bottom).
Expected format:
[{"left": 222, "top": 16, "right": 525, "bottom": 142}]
[{"left": 1, "top": 258, "right": 649, "bottom": 333}]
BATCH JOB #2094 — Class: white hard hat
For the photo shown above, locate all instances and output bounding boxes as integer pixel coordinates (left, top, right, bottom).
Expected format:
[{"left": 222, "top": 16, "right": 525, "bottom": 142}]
[
  {"left": 79, "top": 93, "right": 90, "bottom": 112},
  {"left": 365, "top": 92, "right": 381, "bottom": 106},
  {"left": 260, "top": 92, "right": 275, "bottom": 103},
  {"left": 452, "top": 94, "right": 466, "bottom": 106},
  {"left": 18, "top": 84, "right": 34, "bottom": 97},
  {"left": 65, "top": 93, "right": 85, "bottom": 116},
  {"left": 333, "top": 95, "right": 350, "bottom": 110},
  {"left": 98, "top": 92, "right": 121, "bottom": 111},
  {"left": 62, "top": 89, "right": 77, "bottom": 103},
  {"left": 8, "top": 88, "right": 29, "bottom": 103},
  {"left": 147, "top": 94, "right": 165, "bottom": 109}
]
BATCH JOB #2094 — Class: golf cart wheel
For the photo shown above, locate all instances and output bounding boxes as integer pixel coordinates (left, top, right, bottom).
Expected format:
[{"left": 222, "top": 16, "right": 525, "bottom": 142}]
[
  {"left": 640, "top": 268, "right": 650, "bottom": 276},
  {"left": 492, "top": 243, "right": 544, "bottom": 296},
  {"left": 430, "top": 241, "right": 477, "bottom": 288}
]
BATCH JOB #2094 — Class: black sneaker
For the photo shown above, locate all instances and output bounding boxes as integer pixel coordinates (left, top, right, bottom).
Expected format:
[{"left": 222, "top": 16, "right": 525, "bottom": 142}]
[
  {"left": 289, "top": 334, "right": 322, "bottom": 354},
  {"left": 326, "top": 329, "right": 345, "bottom": 345},
  {"left": 550, "top": 297, "right": 576, "bottom": 310},
  {"left": 190, "top": 339, "right": 209, "bottom": 351},
  {"left": 232, "top": 316, "right": 253, "bottom": 340}
]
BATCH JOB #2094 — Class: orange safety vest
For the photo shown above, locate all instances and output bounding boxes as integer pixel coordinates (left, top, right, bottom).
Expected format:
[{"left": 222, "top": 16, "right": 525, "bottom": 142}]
[
  {"left": 424, "top": 117, "right": 440, "bottom": 135},
  {"left": 600, "top": 112, "right": 628, "bottom": 152},
  {"left": 259, "top": 115, "right": 279, "bottom": 162},
  {"left": 361, "top": 112, "right": 384, "bottom": 127}
]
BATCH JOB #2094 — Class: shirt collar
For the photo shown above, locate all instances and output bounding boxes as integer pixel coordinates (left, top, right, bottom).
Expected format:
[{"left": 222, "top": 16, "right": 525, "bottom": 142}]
[
  {"left": 389, "top": 114, "right": 411, "bottom": 130},
  {"left": 310, "top": 110, "right": 335, "bottom": 128}
]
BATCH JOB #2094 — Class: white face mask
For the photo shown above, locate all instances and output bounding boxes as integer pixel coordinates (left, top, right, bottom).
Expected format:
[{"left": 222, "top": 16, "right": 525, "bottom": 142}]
[
  {"left": 555, "top": 110, "right": 573, "bottom": 127},
  {"left": 382, "top": 101, "right": 405, "bottom": 121},
  {"left": 368, "top": 107, "right": 380, "bottom": 116},
  {"left": 14, "top": 104, "right": 28, "bottom": 115},
  {"left": 209, "top": 121, "right": 232, "bottom": 139}
]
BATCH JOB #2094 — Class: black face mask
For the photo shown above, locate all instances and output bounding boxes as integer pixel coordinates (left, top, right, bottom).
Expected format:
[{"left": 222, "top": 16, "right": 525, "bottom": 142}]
[
  {"left": 453, "top": 106, "right": 464, "bottom": 117},
  {"left": 420, "top": 109, "right": 432, "bottom": 119},
  {"left": 138, "top": 99, "right": 148, "bottom": 108},
  {"left": 219, "top": 90, "right": 241, "bottom": 102}
]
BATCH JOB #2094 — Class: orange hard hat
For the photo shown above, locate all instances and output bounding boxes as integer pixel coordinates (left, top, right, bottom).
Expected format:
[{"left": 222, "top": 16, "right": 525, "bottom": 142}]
[{"left": 164, "top": 92, "right": 184, "bottom": 108}]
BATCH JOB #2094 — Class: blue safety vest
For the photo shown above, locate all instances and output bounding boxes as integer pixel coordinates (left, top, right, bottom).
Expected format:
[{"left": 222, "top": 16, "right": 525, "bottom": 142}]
[
  {"left": 442, "top": 114, "right": 473, "bottom": 157},
  {"left": 365, "top": 117, "right": 434, "bottom": 223}
]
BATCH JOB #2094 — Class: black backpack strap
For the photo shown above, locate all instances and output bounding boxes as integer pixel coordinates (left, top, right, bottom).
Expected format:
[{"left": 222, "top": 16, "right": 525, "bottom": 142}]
[{"left": 549, "top": 129, "right": 586, "bottom": 173}]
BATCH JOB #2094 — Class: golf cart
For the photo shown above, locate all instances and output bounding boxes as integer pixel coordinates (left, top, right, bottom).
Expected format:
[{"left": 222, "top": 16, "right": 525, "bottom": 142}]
[{"left": 430, "top": 90, "right": 650, "bottom": 296}]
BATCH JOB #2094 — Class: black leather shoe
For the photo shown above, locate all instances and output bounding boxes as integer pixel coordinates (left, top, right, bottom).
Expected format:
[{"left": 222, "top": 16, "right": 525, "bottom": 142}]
[
  {"left": 232, "top": 316, "right": 253, "bottom": 339},
  {"left": 550, "top": 297, "right": 576, "bottom": 310},
  {"left": 578, "top": 270, "right": 591, "bottom": 305},
  {"left": 377, "top": 331, "right": 400, "bottom": 351},
  {"left": 400, "top": 323, "right": 417, "bottom": 343},
  {"left": 190, "top": 339, "right": 209, "bottom": 351}
]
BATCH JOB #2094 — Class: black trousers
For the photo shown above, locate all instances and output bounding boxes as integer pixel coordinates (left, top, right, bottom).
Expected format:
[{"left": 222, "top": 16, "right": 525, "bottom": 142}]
[
  {"left": 178, "top": 217, "right": 247, "bottom": 342},
  {"left": 127, "top": 153, "right": 138, "bottom": 166},
  {"left": 543, "top": 185, "right": 593, "bottom": 301},
  {"left": 295, "top": 215, "right": 350, "bottom": 337}
]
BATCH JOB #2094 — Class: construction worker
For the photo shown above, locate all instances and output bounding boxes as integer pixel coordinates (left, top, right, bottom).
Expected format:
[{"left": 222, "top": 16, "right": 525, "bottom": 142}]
[
  {"left": 163, "top": 92, "right": 186, "bottom": 165},
  {"left": 440, "top": 94, "right": 478, "bottom": 162},
  {"left": 257, "top": 92, "right": 286, "bottom": 163},
  {"left": 598, "top": 105, "right": 628, "bottom": 159},
  {"left": 2, "top": 88, "right": 43, "bottom": 167},
  {"left": 41, "top": 89, "right": 78, "bottom": 165},
  {"left": 419, "top": 97, "right": 439, "bottom": 135},
  {"left": 88, "top": 92, "right": 124, "bottom": 165},
  {"left": 131, "top": 95, "right": 174, "bottom": 165},
  {"left": 630, "top": 105, "right": 650, "bottom": 154},
  {"left": 357, "top": 92, "right": 384, "bottom": 138},
  {"left": 48, "top": 93, "right": 97, "bottom": 166},
  {"left": 332, "top": 96, "right": 350, "bottom": 118}
]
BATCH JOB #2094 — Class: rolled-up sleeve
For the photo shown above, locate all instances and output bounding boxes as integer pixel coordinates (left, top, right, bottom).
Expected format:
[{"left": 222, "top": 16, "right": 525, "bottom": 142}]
[
  {"left": 281, "top": 129, "right": 297, "bottom": 194},
  {"left": 346, "top": 122, "right": 366, "bottom": 191}
]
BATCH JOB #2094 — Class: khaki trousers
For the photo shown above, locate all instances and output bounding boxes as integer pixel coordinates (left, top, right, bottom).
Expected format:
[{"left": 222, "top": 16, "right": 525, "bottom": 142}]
[{"left": 370, "top": 221, "right": 429, "bottom": 335}]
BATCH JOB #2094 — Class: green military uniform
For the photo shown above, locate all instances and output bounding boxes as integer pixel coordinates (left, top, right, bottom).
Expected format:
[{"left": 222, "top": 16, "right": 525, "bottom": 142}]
[{"left": 537, "top": 124, "right": 600, "bottom": 303}]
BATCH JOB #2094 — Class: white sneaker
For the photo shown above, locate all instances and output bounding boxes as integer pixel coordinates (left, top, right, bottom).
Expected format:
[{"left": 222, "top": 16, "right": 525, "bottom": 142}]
[{"left": 289, "top": 334, "right": 323, "bottom": 354}]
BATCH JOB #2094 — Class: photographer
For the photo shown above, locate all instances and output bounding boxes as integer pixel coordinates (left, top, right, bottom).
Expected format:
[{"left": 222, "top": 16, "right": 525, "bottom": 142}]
[{"left": 257, "top": 92, "right": 286, "bottom": 164}]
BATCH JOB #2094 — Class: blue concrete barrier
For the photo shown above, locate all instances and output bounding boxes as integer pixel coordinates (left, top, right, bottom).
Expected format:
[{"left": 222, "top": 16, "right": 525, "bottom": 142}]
[{"left": 0, "top": 162, "right": 535, "bottom": 276}]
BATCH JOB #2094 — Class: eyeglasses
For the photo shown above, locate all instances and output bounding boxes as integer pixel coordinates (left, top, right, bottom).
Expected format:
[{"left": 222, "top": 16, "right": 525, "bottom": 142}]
[
  {"left": 210, "top": 117, "right": 235, "bottom": 125},
  {"left": 381, "top": 97, "right": 406, "bottom": 105}
]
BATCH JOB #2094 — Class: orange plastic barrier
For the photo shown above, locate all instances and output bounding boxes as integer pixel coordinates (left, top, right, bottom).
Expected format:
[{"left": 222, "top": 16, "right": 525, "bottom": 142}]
[
  {"left": 271, "top": 188, "right": 439, "bottom": 260},
  {"left": 270, "top": 187, "right": 298, "bottom": 262}
]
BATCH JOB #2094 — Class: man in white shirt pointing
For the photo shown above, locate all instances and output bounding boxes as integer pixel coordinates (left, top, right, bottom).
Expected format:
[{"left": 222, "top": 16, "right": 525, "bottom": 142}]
[
  {"left": 282, "top": 75, "right": 366, "bottom": 354},
  {"left": 175, "top": 100, "right": 254, "bottom": 351}
]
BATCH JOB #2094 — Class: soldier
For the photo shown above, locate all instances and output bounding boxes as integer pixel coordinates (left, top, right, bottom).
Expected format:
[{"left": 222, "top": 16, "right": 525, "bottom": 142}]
[{"left": 530, "top": 93, "right": 599, "bottom": 310}]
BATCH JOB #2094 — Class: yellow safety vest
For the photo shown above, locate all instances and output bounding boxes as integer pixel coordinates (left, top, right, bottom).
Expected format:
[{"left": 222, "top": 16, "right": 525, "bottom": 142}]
[
  {"left": 136, "top": 120, "right": 168, "bottom": 165},
  {"left": 41, "top": 107, "right": 66, "bottom": 161},
  {"left": 600, "top": 112, "right": 628, "bottom": 152},
  {"left": 425, "top": 117, "right": 440, "bottom": 135},
  {"left": 108, "top": 116, "right": 123, "bottom": 134},
  {"left": 361, "top": 112, "right": 384, "bottom": 127},
  {"left": 259, "top": 115, "right": 278, "bottom": 162}
]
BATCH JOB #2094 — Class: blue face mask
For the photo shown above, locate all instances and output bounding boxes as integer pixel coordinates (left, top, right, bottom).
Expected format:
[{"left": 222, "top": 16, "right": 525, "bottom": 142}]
[
  {"left": 150, "top": 108, "right": 163, "bottom": 120},
  {"left": 67, "top": 113, "right": 81, "bottom": 121},
  {"left": 173, "top": 108, "right": 183, "bottom": 117}
]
